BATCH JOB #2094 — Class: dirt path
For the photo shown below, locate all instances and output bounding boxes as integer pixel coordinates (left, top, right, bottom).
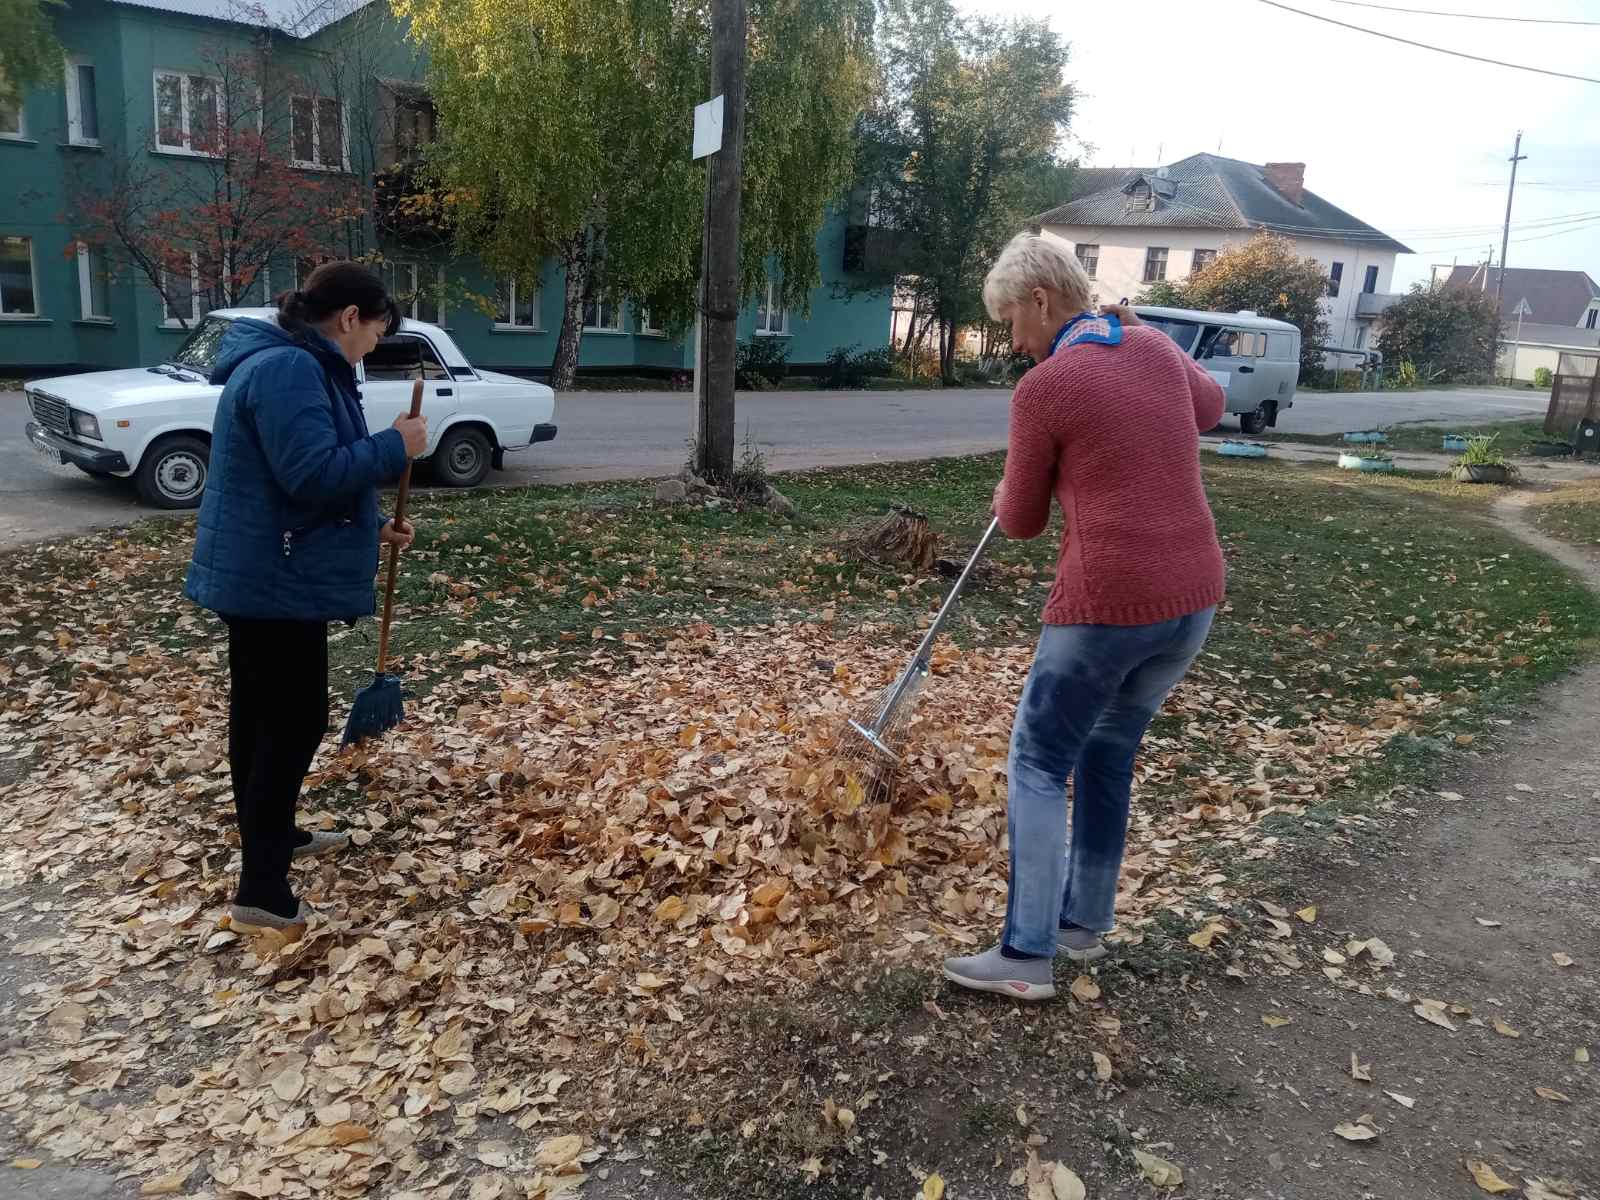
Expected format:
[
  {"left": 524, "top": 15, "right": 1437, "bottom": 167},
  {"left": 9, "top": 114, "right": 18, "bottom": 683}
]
[{"left": 1122, "top": 493, "right": 1598, "bottom": 1200}]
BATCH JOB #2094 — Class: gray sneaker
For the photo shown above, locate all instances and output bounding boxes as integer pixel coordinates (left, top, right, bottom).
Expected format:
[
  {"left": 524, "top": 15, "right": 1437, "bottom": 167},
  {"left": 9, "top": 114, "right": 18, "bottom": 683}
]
[
  {"left": 943, "top": 944, "right": 1055, "bottom": 1001},
  {"left": 292, "top": 829, "right": 350, "bottom": 861},
  {"left": 1057, "top": 924, "right": 1108, "bottom": 963},
  {"left": 228, "top": 900, "right": 312, "bottom": 936}
]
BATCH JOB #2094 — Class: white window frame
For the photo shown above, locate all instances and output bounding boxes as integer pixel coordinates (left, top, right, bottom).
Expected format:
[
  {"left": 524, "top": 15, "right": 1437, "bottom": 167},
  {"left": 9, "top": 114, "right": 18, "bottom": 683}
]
[
  {"left": 638, "top": 304, "right": 663, "bottom": 336},
  {"left": 1191, "top": 248, "right": 1216, "bottom": 276},
  {"left": 582, "top": 291, "right": 623, "bottom": 333},
  {"left": 76, "top": 243, "right": 111, "bottom": 320},
  {"left": 65, "top": 57, "right": 100, "bottom": 147},
  {"left": 290, "top": 94, "right": 350, "bottom": 171},
  {"left": 0, "top": 235, "right": 41, "bottom": 318},
  {"left": 153, "top": 70, "right": 223, "bottom": 156},
  {"left": 754, "top": 279, "right": 789, "bottom": 336},
  {"left": 161, "top": 252, "right": 205, "bottom": 327},
  {"left": 1142, "top": 246, "right": 1168, "bottom": 284},
  {"left": 1074, "top": 244, "right": 1098, "bottom": 279},
  {"left": 495, "top": 276, "right": 541, "bottom": 330},
  {"left": 0, "top": 89, "right": 24, "bottom": 140},
  {"left": 388, "top": 261, "right": 446, "bottom": 325}
]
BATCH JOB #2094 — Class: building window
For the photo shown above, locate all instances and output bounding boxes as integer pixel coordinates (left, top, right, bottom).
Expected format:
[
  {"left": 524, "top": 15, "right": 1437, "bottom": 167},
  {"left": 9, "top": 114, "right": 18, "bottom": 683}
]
[
  {"left": 394, "top": 93, "right": 436, "bottom": 161},
  {"left": 755, "top": 279, "right": 788, "bottom": 335},
  {"left": 77, "top": 244, "right": 111, "bottom": 319},
  {"left": 0, "top": 92, "right": 23, "bottom": 139},
  {"left": 386, "top": 261, "right": 443, "bottom": 324},
  {"left": 1362, "top": 265, "right": 1379, "bottom": 294},
  {"left": 1355, "top": 326, "right": 1367, "bottom": 350},
  {"left": 1142, "top": 247, "right": 1168, "bottom": 284},
  {"left": 1191, "top": 248, "right": 1217, "bottom": 275},
  {"left": 638, "top": 305, "right": 662, "bottom": 335},
  {"left": 1327, "top": 261, "right": 1343, "bottom": 297},
  {"left": 495, "top": 276, "right": 540, "bottom": 329},
  {"left": 291, "top": 96, "right": 347, "bottom": 170},
  {"left": 1587, "top": 307, "right": 1598, "bottom": 330},
  {"left": 1075, "top": 244, "right": 1099, "bottom": 278},
  {"left": 1, "top": 235, "right": 39, "bottom": 317},
  {"left": 154, "top": 71, "right": 221, "bottom": 155},
  {"left": 583, "top": 292, "right": 623, "bottom": 332},
  {"left": 162, "top": 250, "right": 221, "bottom": 326},
  {"left": 65, "top": 59, "right": 100, "bottom": 145}
]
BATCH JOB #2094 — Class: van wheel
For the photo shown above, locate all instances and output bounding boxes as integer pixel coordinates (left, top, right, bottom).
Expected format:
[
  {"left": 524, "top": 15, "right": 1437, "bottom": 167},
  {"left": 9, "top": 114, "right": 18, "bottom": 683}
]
[
  {"left": 135, "top": 434, "right": 210, "bottom": 509},
  {"left": 1239, "top": 403, "right": 1273, "bottom": 436},
  {"left": 432, "top": 426, "right": 493, "bottom": 488}
]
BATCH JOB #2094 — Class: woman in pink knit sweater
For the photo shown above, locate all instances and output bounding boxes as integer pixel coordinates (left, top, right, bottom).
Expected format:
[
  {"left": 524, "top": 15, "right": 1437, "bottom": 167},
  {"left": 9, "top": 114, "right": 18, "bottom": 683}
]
[{"left": 944, "top": 232, "right": 1226, "bottom": 1001}]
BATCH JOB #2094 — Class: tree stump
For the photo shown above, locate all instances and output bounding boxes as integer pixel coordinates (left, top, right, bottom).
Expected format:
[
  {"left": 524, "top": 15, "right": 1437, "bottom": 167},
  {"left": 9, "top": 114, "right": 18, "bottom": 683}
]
[{"left": 849, "top": 507, "right": 938, "bottom": 571}]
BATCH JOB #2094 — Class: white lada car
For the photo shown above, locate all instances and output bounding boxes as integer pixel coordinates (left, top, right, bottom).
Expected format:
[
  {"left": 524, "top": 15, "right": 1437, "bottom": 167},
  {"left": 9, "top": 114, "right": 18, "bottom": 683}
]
[{"left": 24, "top": 308, "right": 558, "bottom": 508}]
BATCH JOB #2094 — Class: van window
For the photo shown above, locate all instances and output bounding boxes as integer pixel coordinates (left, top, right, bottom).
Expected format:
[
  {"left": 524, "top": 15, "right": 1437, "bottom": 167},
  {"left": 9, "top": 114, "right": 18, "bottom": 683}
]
[
  {"left": 1214, "top": 330, "right": 1265, "bottom": 357},
  {"left": 1142, "top": 316, "right": 1201, "bottom": 353},
  {"left": 1266, "top": 333, "right": 1296, "bottom": 361}
]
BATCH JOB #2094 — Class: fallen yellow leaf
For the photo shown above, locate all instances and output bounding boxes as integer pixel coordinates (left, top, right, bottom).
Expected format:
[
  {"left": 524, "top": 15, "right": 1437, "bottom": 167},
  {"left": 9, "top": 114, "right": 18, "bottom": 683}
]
[
  {"left": 1262, "top": 1014, "right": 1291, "bottom": 1028},
  {"left": 140, "top": 1173, "right": 191, "bottom": 1196},
  {"left": 1091, "top": 1051, "right": 1113, "bottom": 1081},
  {"left": 1187, "top": 921, "right": 1226, "bottom": 949},
  {"left": 11, "top": 1159, "right": 42, "bottom": 1169},
  {"left": 922, "top": 1173, "right": 946, "bottom": 1200},
  {"left": 1334, "top": 1121, "right": 1378, "bottom": 1142},
  {"left": 1492, "top": 1019, "right": 1520, "bottom": 1039},
  {"left": 1551, "top": 952, "right": 1575, "bottom": 968},
  {"left": 1132, "top": 1149, "right": 1183, "bottom": 1188},
  {"left": 1576, "top": 1046, "right": 1590, "bottom": 1064},
  {"left": 1069, "top": 975, "right": 1100, "bottom": 1003},
  {"left": 1296, "top": 905, "right": 1318, "bottom": 923},
  {"left": 1465, "top": 1159, "right": 1516, "bottom": 1195},
  {"left": 1350, "top": 1052, "right": 1372, "bottom": 1083},
  {"left": 1534, "top": 1087, "right": 1571, "bottom": 1103}
]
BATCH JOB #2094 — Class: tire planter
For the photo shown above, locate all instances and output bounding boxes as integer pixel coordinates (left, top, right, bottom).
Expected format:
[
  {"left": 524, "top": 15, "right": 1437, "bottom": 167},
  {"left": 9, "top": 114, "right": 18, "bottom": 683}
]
[
  {"left": 1442, "top": 434, "right": 1469, "bottom": 452},
  {"left": 1450, "top": 463, "right": 1514, "bottom": 484},
  {"left": 1339, "top": 452, "right": 1394, "bottom": 473},
  {"left": 1343, "top": 430, "right": 1388, "bottom": 444},
  {"left": 1219, "top": 440, "right": 1269, "bottom": 458},
  {"left": 1530, "top": 441, "right": 1573, "bottom": 458}
]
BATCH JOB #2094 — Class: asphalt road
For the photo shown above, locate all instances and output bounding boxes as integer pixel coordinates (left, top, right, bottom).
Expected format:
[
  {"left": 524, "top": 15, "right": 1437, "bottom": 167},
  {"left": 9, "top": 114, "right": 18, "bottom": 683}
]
[{"left": 0, "top": 384, "right": 1550, "bottom": 551}]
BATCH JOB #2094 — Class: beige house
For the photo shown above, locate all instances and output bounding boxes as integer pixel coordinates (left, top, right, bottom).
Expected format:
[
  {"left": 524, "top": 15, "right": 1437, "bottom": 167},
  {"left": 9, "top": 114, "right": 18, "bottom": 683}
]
[
  {"left": 1031, "top": 154, "right": 1412, "bottom": 357},
  {"left": 1439, "top": 265, "right": 1600, "bottom": 382}
]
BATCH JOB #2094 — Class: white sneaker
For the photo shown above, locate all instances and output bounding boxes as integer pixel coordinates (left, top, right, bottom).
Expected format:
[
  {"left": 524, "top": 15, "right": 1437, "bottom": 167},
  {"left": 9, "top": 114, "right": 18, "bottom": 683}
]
[{"left": 942, "top": 944, "right": 1056, "bottom": 1001}]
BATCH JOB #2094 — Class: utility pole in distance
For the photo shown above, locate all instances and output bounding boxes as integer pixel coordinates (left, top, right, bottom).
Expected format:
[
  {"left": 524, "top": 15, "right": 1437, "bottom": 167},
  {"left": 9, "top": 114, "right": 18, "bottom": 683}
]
[
  {"left": 1495, "top": 131, "right": 1527, "bottom": 314},
  {"left": 694, "top": 0, "right": 747, "bottom": 484}
]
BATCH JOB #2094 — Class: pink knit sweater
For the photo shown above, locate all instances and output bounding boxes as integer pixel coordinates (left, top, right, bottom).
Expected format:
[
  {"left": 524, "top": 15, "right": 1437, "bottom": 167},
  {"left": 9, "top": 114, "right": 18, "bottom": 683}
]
[{"left": 994, "top": 324, "right": 1227, "bottom": 627}]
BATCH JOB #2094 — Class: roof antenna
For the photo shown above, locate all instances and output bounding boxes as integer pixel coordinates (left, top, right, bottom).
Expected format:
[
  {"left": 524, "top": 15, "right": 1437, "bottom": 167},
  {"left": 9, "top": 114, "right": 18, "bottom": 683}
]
[
  {"left": 1156, "top": 141, "right": 1163, "bottom": 165},
  {"left": 1217, "top": 135, "right": 1223, "bottom": 154}
]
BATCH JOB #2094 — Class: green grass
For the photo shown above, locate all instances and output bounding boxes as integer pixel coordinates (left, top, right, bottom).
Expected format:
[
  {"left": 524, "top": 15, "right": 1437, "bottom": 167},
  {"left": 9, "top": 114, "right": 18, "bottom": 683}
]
[
  {"left": 1530, "top": 483, "right": 1600, "bottom": 548},
  {"left": 1262, "top": 419, "right": 1551, "bottom": 456}
]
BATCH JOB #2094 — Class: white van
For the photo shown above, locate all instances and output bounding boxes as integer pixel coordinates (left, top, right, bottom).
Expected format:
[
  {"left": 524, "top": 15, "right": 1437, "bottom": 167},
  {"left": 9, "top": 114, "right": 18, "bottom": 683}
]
[{"left": 1134, "top": 306, "right": 1301, "bottom": 434}]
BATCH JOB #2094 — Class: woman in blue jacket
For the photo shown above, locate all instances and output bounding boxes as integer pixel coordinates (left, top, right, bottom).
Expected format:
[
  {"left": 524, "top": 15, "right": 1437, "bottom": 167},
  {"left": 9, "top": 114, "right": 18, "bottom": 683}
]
[{"left": 185, "top": 262, "right": 427, "bottom": 934}]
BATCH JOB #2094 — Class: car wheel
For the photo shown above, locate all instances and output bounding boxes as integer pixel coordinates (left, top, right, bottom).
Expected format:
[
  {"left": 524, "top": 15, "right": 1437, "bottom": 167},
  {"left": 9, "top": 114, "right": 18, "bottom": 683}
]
[
  {"left": 1239, "top": 403, "right": 1272, "bottom": 436},
  {"left": 135, "top": 434, "right": 210, "bottom": 509},
  {"left": 432, "top": 426, "right": 493, "bottom": 488}
]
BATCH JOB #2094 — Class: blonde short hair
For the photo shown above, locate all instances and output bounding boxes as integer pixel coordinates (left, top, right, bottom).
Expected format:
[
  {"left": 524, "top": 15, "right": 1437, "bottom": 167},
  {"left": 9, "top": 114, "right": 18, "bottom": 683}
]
[{"left": 982, "top": 231, "right": 1093, "bottom": 321}]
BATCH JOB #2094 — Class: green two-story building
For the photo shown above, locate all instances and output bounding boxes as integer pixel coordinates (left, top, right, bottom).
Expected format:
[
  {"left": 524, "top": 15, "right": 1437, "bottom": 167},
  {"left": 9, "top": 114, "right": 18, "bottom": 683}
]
[{"left": 0, "top": 0, "right": 890, "bottom": 378}]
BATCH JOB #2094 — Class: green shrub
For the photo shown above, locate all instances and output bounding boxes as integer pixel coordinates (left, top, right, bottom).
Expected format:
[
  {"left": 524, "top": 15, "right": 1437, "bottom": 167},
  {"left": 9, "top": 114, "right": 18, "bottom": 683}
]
[
  {"left": 1459, "top": 435, "right": 1509, "bottom": 467},
  {"left": 1534, "top": 366, "right": 1554, "bottom": 389},
  {"left": 824, "top": 344, "right": 895, "bottom": 389},
  {"left": 736, "top": 338, "right": 789, "bottom": 389}
]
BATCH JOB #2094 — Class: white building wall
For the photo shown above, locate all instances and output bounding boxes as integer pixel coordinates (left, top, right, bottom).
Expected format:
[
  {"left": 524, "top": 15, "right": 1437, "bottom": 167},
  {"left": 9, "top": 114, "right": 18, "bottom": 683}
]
[{"left": 1040, "top": 224, "right": 1398, "bottom": 355}]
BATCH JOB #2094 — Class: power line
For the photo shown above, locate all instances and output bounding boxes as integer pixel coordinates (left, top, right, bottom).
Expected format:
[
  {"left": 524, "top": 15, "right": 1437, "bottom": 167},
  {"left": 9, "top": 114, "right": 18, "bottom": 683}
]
[
  {"left": 1255, "top": 0, "right": 1600, "bottom": 84},
  {"left": 1322, "top": 0, "right": 1600, "bottom": 26}
]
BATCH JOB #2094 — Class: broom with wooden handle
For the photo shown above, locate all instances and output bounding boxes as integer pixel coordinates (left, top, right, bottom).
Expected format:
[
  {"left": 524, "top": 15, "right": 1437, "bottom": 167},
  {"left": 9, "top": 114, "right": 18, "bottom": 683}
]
[{"left": 342, "top": 371, "right": 424, "bottom": 746}]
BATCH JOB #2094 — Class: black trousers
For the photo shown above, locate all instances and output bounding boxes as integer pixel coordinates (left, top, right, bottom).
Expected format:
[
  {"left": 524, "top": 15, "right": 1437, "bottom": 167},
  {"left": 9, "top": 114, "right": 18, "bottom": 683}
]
[{"left": 225, "top": 616, "right": 330, "bottom": 916}]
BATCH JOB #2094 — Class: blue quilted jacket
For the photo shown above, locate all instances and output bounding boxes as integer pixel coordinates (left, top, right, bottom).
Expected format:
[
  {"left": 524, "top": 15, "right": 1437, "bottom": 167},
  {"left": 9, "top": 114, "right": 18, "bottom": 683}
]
[{"left": 183, "top": 318, "right": 407, "bottom": 622}]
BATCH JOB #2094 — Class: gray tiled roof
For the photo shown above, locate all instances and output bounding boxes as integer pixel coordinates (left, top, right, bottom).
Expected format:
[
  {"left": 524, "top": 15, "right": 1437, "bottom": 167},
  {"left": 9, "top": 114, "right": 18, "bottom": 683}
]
[
  {"left": 1444, "top": 265, "right": 1600, "bottom": 325},
  {"left": 1032, "top": 153, "right": 1412, "bottom": 254},
  {"left": 1502, "top": 322, "right": 1600, "bottom": 348},
  {"left": 110, "top": 0, "right": 373, "bottom": 37}
]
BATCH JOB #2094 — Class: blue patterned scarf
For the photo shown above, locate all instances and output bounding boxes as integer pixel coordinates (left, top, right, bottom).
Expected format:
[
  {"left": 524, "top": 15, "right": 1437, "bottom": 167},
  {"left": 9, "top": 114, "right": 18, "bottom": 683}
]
[{"left": 1049, "top": 311, "right": 1123, "bottom": 356}]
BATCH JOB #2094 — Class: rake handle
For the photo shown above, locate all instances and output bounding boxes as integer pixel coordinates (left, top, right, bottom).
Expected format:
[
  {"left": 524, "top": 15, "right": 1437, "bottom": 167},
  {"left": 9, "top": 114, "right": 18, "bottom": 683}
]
[{"left": 375, "top": 375, "right": 425, "bottom": 675}]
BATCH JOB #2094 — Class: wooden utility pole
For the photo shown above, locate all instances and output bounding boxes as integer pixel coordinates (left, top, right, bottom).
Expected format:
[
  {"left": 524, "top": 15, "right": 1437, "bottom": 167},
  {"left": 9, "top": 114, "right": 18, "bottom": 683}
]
[{"left": 694, "top": 0, "right": 747, "bottom": 484}]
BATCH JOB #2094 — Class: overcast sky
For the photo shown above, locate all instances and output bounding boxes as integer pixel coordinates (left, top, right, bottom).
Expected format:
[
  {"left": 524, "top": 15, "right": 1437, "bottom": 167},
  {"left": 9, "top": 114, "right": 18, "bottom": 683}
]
[{"left": 971, "top": 0, "right": 1600, "bottom": 293}]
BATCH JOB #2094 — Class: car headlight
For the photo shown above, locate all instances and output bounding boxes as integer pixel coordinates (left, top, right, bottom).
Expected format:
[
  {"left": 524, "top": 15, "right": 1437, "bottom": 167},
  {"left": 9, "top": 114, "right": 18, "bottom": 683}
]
[{"left": 70, "top": 409, "right": 102, "bottom": 440}]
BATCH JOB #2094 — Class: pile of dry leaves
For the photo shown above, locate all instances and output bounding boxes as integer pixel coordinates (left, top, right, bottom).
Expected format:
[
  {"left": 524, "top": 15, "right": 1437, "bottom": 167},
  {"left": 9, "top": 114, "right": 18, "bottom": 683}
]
[{"left": 0, "top": 593, "right": 1433, "bottom": 1197}]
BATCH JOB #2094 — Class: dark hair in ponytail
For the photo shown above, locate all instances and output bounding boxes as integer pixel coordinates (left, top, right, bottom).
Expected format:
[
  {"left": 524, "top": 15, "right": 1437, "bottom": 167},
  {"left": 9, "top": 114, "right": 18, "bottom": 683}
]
[{"left": 276, "top": 261, "right": 401, "bottom": 338}]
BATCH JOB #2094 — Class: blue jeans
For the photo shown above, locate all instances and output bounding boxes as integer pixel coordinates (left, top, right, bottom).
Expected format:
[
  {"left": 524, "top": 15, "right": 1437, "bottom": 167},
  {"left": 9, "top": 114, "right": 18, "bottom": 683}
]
[{"left": 1000, "top": 609, "right": 1215, "bottom": 956}]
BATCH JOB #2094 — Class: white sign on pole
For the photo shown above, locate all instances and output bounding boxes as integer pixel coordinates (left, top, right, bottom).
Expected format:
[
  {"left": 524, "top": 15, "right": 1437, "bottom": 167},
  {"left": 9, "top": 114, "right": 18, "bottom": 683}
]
[
  {"left": 692, "top": 95, "right": 725, "bottom": 160},
  {"left": 1512, "top": 296, "right": 1532, "bottom": 317}
]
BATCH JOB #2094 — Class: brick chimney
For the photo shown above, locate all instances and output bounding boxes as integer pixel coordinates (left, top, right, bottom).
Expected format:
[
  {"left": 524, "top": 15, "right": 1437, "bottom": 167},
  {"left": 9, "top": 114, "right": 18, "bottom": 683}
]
[{"left": 1263, "top": 162, "right": 1306, "bottom": 206}]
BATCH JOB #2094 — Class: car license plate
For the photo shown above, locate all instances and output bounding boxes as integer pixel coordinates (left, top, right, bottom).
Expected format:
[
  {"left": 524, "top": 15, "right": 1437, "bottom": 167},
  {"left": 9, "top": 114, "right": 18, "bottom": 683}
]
[{"left": 29, "top": 431, "right": 65, "bottom": 466}]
